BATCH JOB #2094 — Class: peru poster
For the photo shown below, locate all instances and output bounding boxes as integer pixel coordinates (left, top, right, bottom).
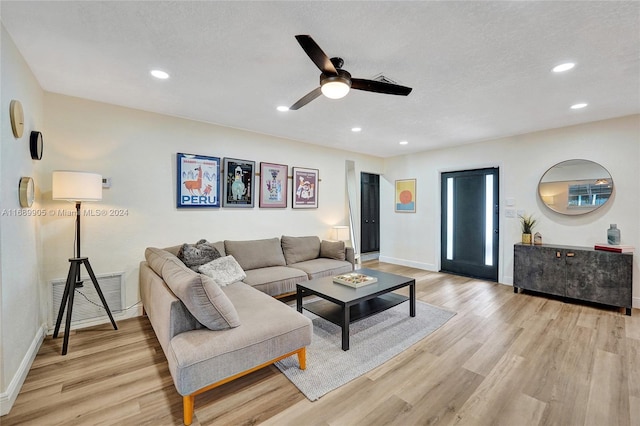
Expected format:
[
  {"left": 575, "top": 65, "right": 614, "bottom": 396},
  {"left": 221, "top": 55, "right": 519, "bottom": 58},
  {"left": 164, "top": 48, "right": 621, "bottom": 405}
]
[{"left": 177, "top": 153, "right": 220, "bottom": 208}]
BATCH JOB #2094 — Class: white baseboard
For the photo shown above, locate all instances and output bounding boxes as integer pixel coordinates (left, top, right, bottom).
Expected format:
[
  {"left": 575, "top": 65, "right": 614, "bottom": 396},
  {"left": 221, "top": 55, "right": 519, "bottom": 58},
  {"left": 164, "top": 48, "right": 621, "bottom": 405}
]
[
  {"left": 378, "top": 255, "right": 437, "bottom": 272},
  {"left": 0, "top": 324, "right": 46, "bottom": 416}
]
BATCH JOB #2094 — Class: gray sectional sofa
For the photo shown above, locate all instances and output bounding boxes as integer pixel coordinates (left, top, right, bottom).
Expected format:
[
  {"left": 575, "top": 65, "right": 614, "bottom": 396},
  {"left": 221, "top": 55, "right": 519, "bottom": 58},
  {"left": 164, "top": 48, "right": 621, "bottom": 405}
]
[{"left": 139, "top": 236, "right": 354, "bottom": 424}]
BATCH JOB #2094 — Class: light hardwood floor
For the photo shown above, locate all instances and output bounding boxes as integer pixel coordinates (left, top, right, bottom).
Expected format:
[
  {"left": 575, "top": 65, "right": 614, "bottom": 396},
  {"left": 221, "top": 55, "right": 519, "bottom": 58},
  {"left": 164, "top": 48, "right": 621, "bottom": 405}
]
[{"left": 3, "top": 261, "right": 639, "bottom": 425}]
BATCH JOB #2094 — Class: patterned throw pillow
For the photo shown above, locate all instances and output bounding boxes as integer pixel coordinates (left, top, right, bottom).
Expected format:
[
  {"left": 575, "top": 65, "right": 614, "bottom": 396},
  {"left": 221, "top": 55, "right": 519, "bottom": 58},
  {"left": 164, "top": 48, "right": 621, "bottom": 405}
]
[
  {"left": 199, "top": 256, "right": 247, "bottom": 287},
  {"left": 177, "top": 239, "right": 221, "bottom": 271}
]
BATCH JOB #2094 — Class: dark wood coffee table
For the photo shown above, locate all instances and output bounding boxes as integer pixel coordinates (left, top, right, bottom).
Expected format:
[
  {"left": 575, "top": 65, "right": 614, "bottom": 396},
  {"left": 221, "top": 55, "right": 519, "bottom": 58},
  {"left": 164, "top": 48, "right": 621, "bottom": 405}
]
[{"left": 296, "top": 268, "right": 415, "bottom": 350}]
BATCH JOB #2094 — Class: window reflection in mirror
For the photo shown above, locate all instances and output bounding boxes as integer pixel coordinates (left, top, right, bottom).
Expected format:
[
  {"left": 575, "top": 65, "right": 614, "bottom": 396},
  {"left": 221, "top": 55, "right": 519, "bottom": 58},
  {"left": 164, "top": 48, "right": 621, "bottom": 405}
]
[{"left": 538, "top": 159, "right": 613, "bottom": 215}]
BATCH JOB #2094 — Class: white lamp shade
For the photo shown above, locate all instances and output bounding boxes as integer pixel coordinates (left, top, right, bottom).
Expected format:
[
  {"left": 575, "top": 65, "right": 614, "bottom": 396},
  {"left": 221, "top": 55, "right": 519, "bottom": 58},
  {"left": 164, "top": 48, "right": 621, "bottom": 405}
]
[
  {"left": 52, "top": 171, "right": 103, "bottom": 201},
  {"left": 333, "top": 225, "right": 350, "bottom": 241}
]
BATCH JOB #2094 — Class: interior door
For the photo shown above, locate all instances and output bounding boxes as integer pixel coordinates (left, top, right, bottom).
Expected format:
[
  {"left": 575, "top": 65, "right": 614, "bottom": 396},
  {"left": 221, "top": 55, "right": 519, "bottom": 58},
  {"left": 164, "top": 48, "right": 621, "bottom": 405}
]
[
  {"left": 361, "top": 172, "right": 380, "bottom": 253},
  {"left": 441, "top": 168, "right": 499, "bottom": 281}
]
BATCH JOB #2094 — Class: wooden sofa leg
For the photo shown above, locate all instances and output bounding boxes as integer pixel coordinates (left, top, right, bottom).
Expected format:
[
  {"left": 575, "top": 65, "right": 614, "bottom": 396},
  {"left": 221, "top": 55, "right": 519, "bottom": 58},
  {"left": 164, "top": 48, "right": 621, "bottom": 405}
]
[
  {"left": 298, "top": 347, "right": 307, "bottom": 370},
  {"left": 183, "top": 395, "right": 195, "bottom": 425}
]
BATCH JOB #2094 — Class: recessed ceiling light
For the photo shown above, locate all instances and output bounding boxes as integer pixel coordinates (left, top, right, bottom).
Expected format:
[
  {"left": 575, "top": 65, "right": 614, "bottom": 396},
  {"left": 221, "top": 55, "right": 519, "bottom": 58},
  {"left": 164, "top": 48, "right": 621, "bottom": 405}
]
[
  {"left": 150, "top": 69, "right": 170, "bottom": 79},
  {"left": 276, "top": 106, "right": 289, "bottom": 112},
  {"left": 570, "top": 103, "right": 588, "bottom": 109},
  {"left": 399, "top": 141, "right": 409, "bottom": 145},
  {"left": 552, "top": 62, "right": 575, "bottom": 73},
  {"left": 351, "top": 127, "right": 362, "bottom": 132}
]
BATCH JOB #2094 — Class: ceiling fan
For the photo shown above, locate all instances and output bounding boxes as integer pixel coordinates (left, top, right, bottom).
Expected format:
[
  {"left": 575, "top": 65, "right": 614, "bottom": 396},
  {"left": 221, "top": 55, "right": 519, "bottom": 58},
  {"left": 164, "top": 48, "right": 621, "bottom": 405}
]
[{"left": 289, "top": 35, "right": 413, "bottom": 110}]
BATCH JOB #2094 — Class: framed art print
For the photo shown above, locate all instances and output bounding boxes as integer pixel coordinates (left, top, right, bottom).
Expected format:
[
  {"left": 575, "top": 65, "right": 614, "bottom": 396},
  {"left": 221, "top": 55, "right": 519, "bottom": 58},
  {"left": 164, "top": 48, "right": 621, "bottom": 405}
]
[
  {"left": 292, "top": 167, "right": 318, "bottom": 209},
  {"left": 177, "top": 153, "right": 220, "bottom": 208},
  {"left": 223, "top": 157, "right": 255, "bottom": 207},
  {"left": 395, "top": 179, "right": 416, "bottom": 213},
  {"left": 259, "top": 162, "right": 288, "bottom": 208}
]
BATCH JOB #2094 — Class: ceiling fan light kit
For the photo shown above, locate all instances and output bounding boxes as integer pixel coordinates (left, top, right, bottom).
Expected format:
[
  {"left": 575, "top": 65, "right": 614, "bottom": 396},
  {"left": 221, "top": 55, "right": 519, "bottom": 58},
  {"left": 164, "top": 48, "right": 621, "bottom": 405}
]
[
  {"left": 321, "top": 77, "right": 351, "bottom": 99},
  {"left": 290, "top": 35, "right": 412, "bottom": 110}
]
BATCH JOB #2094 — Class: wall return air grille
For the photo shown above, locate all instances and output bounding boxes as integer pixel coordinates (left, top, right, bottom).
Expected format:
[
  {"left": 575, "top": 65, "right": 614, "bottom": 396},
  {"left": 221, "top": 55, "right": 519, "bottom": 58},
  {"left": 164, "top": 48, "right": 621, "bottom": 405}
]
[{"left": 50, "top": 272, "right": 124, "bottom": 328}]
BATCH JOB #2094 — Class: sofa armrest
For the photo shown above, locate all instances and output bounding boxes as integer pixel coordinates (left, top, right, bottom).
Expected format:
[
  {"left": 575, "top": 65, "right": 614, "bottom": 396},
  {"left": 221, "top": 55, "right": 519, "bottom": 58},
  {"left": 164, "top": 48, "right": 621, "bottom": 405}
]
[{"left": 345, "top": 247, "right": 355, "bottom": 266}]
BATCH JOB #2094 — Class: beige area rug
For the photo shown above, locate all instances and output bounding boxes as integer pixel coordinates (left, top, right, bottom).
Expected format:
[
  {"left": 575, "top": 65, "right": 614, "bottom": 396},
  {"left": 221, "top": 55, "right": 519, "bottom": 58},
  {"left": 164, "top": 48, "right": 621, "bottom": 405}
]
[{"left": 275, "top": 300, "right": 455, "bottom": 401}]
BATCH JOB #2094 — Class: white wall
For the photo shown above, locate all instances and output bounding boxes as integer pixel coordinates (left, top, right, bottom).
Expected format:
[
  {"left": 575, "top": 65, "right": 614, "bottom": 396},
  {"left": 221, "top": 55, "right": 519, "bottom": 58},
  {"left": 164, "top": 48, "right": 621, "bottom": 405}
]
[
  {"left": 39, "top": 93, "right": 384, "bottom": 325},
  {"left": 0, "top": 24, "right": 46, "bottom": 415},
  {"left": 381, "top": 115, "right": 640, "bottom": 308}
]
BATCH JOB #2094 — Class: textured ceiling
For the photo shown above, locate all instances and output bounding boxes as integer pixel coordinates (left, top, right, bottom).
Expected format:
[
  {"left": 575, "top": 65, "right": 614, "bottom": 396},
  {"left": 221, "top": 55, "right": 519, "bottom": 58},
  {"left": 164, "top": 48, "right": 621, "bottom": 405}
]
[{"left": 2, "top": 1, "right": 639, "bottom": 158}]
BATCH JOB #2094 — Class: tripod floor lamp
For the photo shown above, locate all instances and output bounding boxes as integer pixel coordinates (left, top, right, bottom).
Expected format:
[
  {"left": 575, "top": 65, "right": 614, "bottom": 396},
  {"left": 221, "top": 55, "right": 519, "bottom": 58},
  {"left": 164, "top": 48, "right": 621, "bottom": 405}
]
[{"left": 52, "top": 170, "right": 117, "bottom": 355}]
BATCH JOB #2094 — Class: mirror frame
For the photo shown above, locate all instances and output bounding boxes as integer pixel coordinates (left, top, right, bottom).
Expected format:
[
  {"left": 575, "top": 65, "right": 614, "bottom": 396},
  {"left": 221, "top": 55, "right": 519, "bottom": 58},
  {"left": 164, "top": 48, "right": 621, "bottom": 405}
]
[{"left": 538, "top": 159, "right": 613, "bottom": 215}]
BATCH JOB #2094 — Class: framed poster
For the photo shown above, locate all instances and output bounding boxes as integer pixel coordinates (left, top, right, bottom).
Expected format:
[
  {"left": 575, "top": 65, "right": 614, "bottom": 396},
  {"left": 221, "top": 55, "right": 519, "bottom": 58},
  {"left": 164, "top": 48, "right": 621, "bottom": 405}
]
[
  {"left": 395, "top": 179, "right": 416, "bottom": 213},
  {"left": 292, "top": 167, "right": 318, "bottom": 209},
  {"left": 259, "top": 162, "right": 288, "bottom": 208},
  {"left": 177, "top": 153, "right": 220, "bottom": 208},
  {"left": 223, "top": 157, "right": 255, "bottom": 207}
]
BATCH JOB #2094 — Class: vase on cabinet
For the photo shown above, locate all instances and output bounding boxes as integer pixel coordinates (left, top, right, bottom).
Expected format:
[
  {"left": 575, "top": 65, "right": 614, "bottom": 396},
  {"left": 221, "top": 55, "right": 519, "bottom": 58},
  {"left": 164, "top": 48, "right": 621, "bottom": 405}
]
[{"left": 522, "top": 233, "right": 532, "bottom": 244}]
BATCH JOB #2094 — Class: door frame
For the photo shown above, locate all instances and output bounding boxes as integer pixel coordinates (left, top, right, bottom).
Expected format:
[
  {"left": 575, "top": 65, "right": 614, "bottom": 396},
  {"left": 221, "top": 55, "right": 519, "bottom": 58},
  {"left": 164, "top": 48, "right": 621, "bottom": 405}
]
[{"left": 436, "top": 163, "right": 504, "bottom": 283}]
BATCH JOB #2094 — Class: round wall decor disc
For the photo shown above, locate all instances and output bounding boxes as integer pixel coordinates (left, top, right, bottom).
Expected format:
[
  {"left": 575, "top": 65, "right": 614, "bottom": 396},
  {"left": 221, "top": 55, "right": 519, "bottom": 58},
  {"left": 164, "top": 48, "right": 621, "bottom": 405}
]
[
  {"left": 30, "top": 131, "right": 43, "bottom": 160},
  {"left": 10, "top": 100, "right": 24, "bottom": 138},
  {"left": 19, "top": 177, "right": 35, "bottom": 208}
]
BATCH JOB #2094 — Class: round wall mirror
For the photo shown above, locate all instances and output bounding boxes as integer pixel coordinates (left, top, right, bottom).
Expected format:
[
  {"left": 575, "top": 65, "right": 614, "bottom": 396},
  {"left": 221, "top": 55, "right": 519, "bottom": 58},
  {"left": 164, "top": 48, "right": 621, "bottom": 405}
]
[{"left": 538, "top": 159, "right": 613, "bottom": 215}]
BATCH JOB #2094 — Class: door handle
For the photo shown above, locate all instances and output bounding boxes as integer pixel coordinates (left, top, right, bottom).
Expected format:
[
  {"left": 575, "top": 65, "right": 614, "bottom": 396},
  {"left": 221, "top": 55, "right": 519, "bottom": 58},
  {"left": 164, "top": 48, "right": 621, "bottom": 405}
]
[{"left": 566, "top": 252, "right": 575, "bottom": 257}]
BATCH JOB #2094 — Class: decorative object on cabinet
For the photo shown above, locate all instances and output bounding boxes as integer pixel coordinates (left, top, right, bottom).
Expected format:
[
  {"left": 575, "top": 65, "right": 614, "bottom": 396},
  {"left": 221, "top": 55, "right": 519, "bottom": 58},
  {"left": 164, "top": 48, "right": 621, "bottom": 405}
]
[
  {"left": 395, "top": 179, "right": 416, "bottom": 213},
  {"left": 259, "top": 162, "right": 287, "bottom": 208},
  {"left": 51, "top": 170, "right": 118, "bottom": 354},
  {"left": 10, "top": 99, "right": 24, "bottom": 138},
  {"left": 18, "top": 176, "right": 35, "bottom": 207},
  {"left": 30, "top": 131, "right": 43, "bottom": 160},
  {"left": 533, "top": 232, "right": 542, "bottom": 245},
  {"left": 292, "top": 167, "right": 319, "bottom": 209},
  {"left": 514, "top": 243, "right": 632, "bottom": 315},
  {"left": 177, "top": 153, "right": 220, "bottom": 208},
  {"left": 223, "top": 157, "right": 255, "bottom": 207},
  {"left": 594, "top": 244, "right": 634, "bottom": 253},
  {"left": 538, "top": 159, "right": 613, "bottom": 215},
  {"left": 607, "top": 224, "right": 621, "bottom": 245},
  {"left": 518, "top": 213, "right": 536, "bottom": 244}
]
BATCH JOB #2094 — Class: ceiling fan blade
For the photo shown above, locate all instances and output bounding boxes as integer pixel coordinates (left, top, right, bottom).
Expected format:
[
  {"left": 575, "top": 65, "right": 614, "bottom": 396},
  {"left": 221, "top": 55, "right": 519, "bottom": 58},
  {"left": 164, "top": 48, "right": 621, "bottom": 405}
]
[
  {"left": 289, "top": 87, "right": 323, "bottom": 110},
  {"left": 351, "top": 78, "right": 413, "bottom": 96},
  {"left": 295, "top": 35, "right": 338, "bottom": 75}
]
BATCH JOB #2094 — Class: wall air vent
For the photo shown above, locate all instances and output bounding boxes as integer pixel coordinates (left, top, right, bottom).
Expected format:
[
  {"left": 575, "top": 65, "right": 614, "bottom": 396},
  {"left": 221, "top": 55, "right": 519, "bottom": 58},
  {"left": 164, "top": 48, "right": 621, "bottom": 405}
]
[{"left": 50, "top": 272, "right": 124, "bottom": 329}]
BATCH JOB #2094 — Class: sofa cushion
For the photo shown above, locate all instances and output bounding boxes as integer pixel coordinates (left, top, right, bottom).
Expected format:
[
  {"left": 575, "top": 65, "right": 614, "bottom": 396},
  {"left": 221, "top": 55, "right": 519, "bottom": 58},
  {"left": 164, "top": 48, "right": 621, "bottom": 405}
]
[
  {"left": 320, "top": 240, "right": 346, "bottom": 261},
  {"left": 145, "top": 247, "right": 177, "bottom": 277},
  {"left": 289, "top": 258, "right": 354, "bottom": 280},
  {"left": 281, "top": 235, "right": 321, "bottom": 265},
  {"left": 198, "top": 255, "right": 246, "bottom": 287},
  {"left": 177, "top": 239, "right": 222, "bottom": 271},
  {"left": 224, "top": 238, "right": 286, "bottom": 270},
  {"left": 160, "top": 255, "right": 241, "bottom": 331},
  {"left": 242, "top": 266, "right": 308, "bottom": 296}
]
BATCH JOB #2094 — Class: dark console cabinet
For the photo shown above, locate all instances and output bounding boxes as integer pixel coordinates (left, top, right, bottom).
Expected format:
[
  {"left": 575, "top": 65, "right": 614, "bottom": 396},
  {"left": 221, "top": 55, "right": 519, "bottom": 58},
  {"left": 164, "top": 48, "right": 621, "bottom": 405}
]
[{"left": 514, "top": 243, "right": 633, "bottom": 315}]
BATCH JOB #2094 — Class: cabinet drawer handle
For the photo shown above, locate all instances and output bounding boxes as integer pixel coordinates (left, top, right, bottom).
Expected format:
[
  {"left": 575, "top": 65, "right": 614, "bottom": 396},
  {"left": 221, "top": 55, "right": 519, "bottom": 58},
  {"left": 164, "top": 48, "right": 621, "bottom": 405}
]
[
  {"left": 556, "top": 251, "right": 561, "bottom": 258},
  {"left": 566, "top": 252, "right": 575, "bottom": 257}
]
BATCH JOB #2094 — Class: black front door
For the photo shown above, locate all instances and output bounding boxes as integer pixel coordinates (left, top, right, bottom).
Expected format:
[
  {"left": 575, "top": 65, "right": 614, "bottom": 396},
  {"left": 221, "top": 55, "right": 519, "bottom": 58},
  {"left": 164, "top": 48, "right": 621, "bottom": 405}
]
[
  {"left": 361, "top": 172, "right": 380, "bottom": 253},
  {"left": 441, "top": 168, "right": 499, "bottom": 281}
]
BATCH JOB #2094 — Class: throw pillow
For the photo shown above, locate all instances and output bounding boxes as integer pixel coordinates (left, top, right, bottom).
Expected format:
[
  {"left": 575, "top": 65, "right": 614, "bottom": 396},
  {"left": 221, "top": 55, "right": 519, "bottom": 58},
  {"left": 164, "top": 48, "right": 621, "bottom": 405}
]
[
  {"left": 161, "top": 256, "right": 241, "bottom": 330},
  {"left": 320, "top": 240, "right": 346, "bottom": 261},
  {"left": 177, "top": 239, "right": 221, "bottom": 271},
  {"left": 199, "top": 255, "right": 247, "bottom": 287}
]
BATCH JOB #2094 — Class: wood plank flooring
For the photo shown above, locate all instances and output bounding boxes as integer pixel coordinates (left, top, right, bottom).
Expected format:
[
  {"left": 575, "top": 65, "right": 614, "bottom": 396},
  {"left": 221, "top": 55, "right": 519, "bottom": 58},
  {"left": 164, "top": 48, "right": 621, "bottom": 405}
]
[{"left": 3, "top": 261, "right": 638, "bottom": 425}]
